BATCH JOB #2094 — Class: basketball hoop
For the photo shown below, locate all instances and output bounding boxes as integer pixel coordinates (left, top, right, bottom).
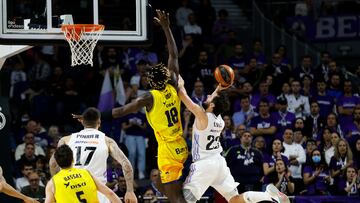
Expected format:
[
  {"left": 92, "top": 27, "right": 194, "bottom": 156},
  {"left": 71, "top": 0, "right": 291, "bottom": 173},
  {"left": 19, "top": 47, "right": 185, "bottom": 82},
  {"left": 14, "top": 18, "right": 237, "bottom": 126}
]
[{"left": 61, "top": 24, "right": 104, "bottom": 66}]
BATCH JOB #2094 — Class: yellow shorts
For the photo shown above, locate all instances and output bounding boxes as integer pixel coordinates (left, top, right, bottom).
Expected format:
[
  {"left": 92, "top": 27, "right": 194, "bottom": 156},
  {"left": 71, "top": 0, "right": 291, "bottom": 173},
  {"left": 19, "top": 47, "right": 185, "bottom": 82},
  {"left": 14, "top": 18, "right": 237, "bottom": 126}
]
[{"left": 157, "top": 138, "right": 188, "bottom": 183}]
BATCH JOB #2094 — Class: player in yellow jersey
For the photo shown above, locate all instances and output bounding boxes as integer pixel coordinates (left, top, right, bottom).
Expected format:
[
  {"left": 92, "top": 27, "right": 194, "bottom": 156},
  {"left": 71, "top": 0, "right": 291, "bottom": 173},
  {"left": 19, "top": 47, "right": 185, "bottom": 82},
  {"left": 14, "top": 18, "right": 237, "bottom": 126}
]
[
  {"left": 0, "top": 166, "right": 40, "bottom": 203},
  {"left": 74, "top": 10, "right": 187, "bottom": 203},
  {"left": 44, "top": 144, "right": 121, "bottom": 203}
]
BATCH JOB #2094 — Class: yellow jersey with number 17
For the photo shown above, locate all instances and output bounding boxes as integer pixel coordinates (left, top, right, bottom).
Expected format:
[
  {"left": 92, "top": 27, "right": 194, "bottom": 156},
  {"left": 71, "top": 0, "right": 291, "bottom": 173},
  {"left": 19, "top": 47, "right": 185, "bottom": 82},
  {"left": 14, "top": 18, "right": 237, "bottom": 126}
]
[
  {"left": 52, "top": 168, "right": 99, "bottom": 203},
  {"left": 146, "top": 84, "right": 183, "bottom": 143}
]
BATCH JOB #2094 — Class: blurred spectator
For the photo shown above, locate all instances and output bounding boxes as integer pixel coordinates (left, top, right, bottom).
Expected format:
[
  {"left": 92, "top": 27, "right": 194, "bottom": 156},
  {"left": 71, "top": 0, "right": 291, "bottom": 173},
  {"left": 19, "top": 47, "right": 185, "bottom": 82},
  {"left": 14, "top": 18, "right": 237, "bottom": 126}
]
[
  {"left": 9, "top": 56, "right": 27, "bottom": 99},
  {"left": 191, "top": 80, "right": 206, "bottom": 107},
  {"left": 122, "top": 98, "right": 147, "bottom": 179},
  {"left": 15, "top": 143, "right": 39, "bottom": 172},
  {"left": 325, "top": 113, "right": 344, "bottom": 137},
  {"left": 227, "top": 43, "right": 247, "bottom": 77},
  {"left": 221, "top": 115, "right": 236, "bottom": 151},
  {"left": 263, "top": 139, "right": 289, "bottom": 186},
  {"left": 337, "top": 166, "right": 360, "bottom": 196},
  {"left": 232, "top": 95, "right": 257, "bottom": 129},
  {"left": 106, "top": 158, "right": 123, "bottom": 191},
  {"left": 301, "top": 74, "right": 315, "bottom": 97},
  {"left": 327, "top": 73, "right": 343, "bottom": 101},
  {"left": 120, "top": 47, "right": 140, "bottom": 80},
  {"left": 225, "top": 131, "right": 263, "bottom": 193},
  {"left": 135, "top": 47, "right": 158, "bottom": 66},
  {"left": 272, "top": 96, "right": 296, "bottom": 140},
  {"left": 265, "top": 52, "right": 290, "bottom": 95},
  {"left": 244, "top": 57, "right": 263, "bottom": 88},
  {"left": 269, "top": 159, "right": 295, "bottom": 195},
  {"left": 324, "top": 131, "right": 341, "bottom": 166},
  {"left": 292, "top": 55, "right": 314, "bottom": 80},
  {"left": 343, "top": 107, "right": 360, "bottom": 150},
  {"left": 195, "top": 0, "right": 216, "bottom": 43},
  {"left": 15, "top": 163, "right": 44, "bottom": 191},
  {"left": 303, "top": 149, "right": 331, "bottom": 195},
  {"left": 286, "top": 80, "right": 310, "bottom": 118},
  {"left": 304, "top": 139, "right": 317, "bottom": 164},
  {"left": 21, "top": 172, "right": 45, "bottom": 201},
  {"left": 143, "top": 188, "right": 158, "bottom": 203},
  {"left": 27, "top": 51, "right": 51, "bottom": 83},
  {"left": 15, "top": 132, "right": 45, "bottom": 161},
  {"left": 282, "top": 128, "right": 306, "bottom": 194},
  {"left": 314, "top": 78, "right": 334, "bottom": 118},
  {"left": 179, "top": 35, "right": 201, "bottom": 76},
  {"left": 277, "top": 82, "right": 291, "bottom": 100},
  {"left": 337, "top": 80, "right": 360, "bottom": 127},
  {"left": 353, "top": 138, "right": 360, "bottom": 168},
  {"left": 183, "top": 13, "right": 202, "bottom": 36},
  {"left": 212, "top": 9, "right": 234, "bottom": 46},
  {"left": 250, "top": 80, "right": 276, "bottom": 110},
  {"left": 304, "top": 101, "right": 326, "bottom": 140},
  {"left": 250, "top": 99, "right": 277, "bottom": 149},
  {"left": 247, "top": 39, "right": 267, "bottom": 69},
  {"left": 175, "top": 0, "right": 194, "bottom": 28},
  {"left": 330, "top": 139, "right": 354, "bottom": 188},
  {"left": 34, "top": 155, "right": 49, "bottom": 185},
  {"left": 315, "top": 51, "right": 331, "bottom": 82},
  {"left": 101, "top": 47, "right": 120, "bottom": 73},
  {"left": 188, "top": 50, "right": 214, "bottom": 94},
  {"left": 275, "top": 45, "right": 291, "bottom": 68},
  {"left": 293, "top": 128, "right": 306, "bottom": 147},
  {"left": 253, "top": 136, "right": 267, "bottom": 155},
  {"left": 146, "top": 169, "right": 164, "bottom": 198}
]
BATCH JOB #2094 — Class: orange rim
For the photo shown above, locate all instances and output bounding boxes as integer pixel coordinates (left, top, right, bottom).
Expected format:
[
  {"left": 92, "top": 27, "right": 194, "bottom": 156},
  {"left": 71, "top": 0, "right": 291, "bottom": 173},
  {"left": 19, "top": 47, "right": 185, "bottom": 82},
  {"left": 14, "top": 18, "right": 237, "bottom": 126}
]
[{"left": 61, "top": 24, "right": 104, "bottom": 41}]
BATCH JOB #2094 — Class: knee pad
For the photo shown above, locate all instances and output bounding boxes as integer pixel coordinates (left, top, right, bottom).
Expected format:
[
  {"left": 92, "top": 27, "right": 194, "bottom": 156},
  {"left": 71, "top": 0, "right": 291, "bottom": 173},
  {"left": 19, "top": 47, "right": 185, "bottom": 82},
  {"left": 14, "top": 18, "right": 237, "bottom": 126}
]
[{"left": 183, "top": 188, "right": 197, "bottom": 203}]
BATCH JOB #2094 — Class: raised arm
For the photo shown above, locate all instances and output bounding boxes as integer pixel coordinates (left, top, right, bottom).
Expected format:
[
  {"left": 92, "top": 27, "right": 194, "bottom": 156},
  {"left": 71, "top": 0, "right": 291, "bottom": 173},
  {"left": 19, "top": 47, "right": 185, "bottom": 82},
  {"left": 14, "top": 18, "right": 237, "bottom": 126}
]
[
  {"left": 106, "top": 137, "right": 137, "bottom": 203},
  {"left": 177, "top": 76, "right": 208, "bottom": 130},
  {"left": 112, "top": 92, "right": 152, "bottom": 119},
  {"left": 154, "top": 10, "right": 179, "bottom": 85},
  {"left": 0, "top": 167, "right": 40, "bottom": 203}
]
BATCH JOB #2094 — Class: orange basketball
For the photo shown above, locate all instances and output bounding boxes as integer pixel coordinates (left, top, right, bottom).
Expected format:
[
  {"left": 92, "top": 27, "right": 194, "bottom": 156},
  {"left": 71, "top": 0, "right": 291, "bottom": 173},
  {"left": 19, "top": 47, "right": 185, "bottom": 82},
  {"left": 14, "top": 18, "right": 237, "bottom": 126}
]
[{"left": 214, "top": 64, "right": 234, "bottom": 88}]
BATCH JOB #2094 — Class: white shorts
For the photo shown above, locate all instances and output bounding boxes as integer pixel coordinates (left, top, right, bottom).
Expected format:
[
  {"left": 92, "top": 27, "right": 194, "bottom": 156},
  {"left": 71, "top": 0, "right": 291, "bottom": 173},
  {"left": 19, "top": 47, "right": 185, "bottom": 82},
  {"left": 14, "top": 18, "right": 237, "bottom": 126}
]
[
  {"left": 97, "top": 191, "right": 110, "bottom": 203},
  {"left": 183, "top": 155, "right": 239, "bottom": 201}
]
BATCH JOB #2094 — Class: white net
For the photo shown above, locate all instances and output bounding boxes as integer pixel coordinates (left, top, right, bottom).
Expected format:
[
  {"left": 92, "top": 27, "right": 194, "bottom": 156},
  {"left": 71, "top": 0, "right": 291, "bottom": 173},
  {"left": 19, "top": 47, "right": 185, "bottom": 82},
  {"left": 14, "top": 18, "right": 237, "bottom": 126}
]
[{"left": 61, "top": 24, "right": 104, "bottom": 66}]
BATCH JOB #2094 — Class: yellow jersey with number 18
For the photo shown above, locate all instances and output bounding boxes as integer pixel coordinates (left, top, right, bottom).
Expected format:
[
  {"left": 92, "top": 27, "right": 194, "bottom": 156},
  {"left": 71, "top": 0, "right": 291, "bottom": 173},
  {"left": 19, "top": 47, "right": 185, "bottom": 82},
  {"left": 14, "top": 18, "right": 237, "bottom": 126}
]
[
  {"left": 53, "top": 168, "right": 99, "bottom": 203},
  {"left": 146, "top": 84, "right": 183, "bottom": 143}
]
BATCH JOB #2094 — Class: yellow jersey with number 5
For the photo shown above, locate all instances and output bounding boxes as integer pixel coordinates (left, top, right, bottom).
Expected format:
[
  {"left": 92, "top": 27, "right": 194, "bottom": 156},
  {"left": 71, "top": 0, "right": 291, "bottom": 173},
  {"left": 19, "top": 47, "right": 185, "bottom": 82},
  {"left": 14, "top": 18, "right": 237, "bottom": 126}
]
[
  {"left": 53, "top": 168, "right": 99, "bottom": 203},
  {"left": 146, "top": 84, "right": 183, "bottom": 143}
]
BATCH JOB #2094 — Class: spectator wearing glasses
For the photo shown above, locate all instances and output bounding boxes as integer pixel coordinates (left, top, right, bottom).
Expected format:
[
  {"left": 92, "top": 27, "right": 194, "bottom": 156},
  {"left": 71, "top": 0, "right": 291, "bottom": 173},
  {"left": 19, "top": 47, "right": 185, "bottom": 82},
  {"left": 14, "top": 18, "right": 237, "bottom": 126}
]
[
  {"left": 15, "top": 132, "right": 45, "bottom": 161},
  {"left": 21, "top": 172, "right": 45, "bottom": 201}
]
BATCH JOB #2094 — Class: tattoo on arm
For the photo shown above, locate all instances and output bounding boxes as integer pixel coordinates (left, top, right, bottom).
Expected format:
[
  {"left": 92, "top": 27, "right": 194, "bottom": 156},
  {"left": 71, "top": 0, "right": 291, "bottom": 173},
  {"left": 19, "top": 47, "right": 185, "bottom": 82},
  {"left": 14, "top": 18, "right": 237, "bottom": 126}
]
[{"left": 107, "top": 138, "right": 134, "bottom": 192}]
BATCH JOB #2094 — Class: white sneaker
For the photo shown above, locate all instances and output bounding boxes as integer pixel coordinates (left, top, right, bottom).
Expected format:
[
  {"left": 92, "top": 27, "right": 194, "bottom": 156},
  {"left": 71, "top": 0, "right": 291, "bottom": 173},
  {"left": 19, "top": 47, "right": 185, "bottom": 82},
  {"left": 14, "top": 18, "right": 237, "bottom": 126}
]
[{"left": 265, "top": 184, "right": 290, "bottom": 203}]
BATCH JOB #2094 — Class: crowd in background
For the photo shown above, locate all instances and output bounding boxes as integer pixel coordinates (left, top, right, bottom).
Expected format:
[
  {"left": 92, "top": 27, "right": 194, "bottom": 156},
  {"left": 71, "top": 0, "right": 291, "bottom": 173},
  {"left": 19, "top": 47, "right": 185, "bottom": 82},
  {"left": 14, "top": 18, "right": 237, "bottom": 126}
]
[{"left": 1, "top": 0, "right": 360, "bottom": 202}]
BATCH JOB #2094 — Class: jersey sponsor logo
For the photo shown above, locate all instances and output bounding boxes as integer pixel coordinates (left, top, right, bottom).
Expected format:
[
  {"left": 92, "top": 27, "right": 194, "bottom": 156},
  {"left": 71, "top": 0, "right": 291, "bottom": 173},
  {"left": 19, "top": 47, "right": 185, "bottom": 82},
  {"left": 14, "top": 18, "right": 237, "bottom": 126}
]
[
  {"left": 76, "top": 134, "right": 99, "bottom": 139},
  {"left": 165, "top": 93, "right": 171, "bottom": 99},
  {"left": 69, "top": 182, "right": 87, "bottom": 189},
  {"left": 163, "top": 101, "right": 176, "bottom": 108},
  {"left": 175, "top": 146, "right": 187, "bottom": 154},
  {"left": 75, "top": 140, "right": 99, "bottom": 144},
  {"left": 209, "top": 129, "right": 221, "bottom": 133},
  {"left": 63, "top": 173, "right": 82, "bottom": 181}
]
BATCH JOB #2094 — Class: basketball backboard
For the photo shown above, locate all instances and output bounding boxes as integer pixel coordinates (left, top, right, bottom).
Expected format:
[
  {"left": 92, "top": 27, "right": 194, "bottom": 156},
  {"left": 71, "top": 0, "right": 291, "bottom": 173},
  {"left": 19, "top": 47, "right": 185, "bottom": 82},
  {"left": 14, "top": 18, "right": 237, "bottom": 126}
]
[{"left": 0, "top": 0, "right": 151, "bottom": 45}]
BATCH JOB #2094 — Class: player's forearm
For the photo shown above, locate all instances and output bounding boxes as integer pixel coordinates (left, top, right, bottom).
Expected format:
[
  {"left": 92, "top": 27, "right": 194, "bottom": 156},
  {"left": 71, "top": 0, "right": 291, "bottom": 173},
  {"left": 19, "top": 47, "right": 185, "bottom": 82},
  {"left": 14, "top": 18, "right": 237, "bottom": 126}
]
[
  {"left": 107, "top": 191, "right": 122, "bottom": 203},
  {"left": 2, "top": 182, "right": 29, "bottom": 200},
  {"left": 162, "top": 26, "right": 178, "bottom": 59},
  {"left": 121, "top": 160, "right": 135, "bottom": 192}
]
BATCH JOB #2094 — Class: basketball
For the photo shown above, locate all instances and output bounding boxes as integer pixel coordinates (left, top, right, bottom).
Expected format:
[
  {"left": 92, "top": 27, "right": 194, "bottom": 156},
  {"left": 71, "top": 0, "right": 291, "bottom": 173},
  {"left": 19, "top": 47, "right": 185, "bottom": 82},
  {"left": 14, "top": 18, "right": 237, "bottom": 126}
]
[{"left": 214, "top": 64, "right": 234, "bottom": 88}]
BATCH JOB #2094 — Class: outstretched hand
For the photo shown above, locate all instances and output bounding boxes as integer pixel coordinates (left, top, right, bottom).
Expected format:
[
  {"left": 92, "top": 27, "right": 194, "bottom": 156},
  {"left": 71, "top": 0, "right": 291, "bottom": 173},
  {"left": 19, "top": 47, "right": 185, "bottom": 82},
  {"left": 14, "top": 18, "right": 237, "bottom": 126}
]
[
  {"left": 215, "top": 83, "right": 228, "bottom": 92},
  {"left": 153, "top": 9, "right": 170, "bottom": 28},
  {"left": 71, "top": 114, "right": 83, "bottom": 123}
]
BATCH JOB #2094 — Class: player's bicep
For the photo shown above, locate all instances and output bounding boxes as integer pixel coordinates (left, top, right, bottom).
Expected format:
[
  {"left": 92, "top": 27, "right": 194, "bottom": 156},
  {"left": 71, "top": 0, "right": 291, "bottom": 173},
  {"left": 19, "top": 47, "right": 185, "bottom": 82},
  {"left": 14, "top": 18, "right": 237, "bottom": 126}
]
[{"left": 45, "top": 181, "right": 55, "bottom": 203}]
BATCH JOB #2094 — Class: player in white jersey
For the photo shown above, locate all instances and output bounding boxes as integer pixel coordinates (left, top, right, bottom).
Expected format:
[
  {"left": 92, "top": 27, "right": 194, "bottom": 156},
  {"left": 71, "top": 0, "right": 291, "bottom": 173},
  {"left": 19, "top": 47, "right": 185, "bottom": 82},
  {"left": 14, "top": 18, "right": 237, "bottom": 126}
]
[
  {"left": 177, "top": 76, "right": 290, "bottom": 203},
  {"left": 49, "top": 107, "right": 137, "bottom": 203}
]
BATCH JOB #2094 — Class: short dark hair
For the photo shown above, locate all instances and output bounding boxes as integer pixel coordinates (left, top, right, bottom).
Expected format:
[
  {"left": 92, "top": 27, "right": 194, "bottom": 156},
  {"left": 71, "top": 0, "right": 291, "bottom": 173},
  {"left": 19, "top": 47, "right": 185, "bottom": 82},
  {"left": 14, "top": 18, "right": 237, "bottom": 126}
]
[
  {"left": 212, "top": 91, "right": 230, "bottom": 116},
  {"left": 147, "top": 63, "right": 170, "bottom": 90},
  {"left": 82, "top": 107, "right": 101, "bottom": 126},
  {"left": 54, "top": 144, "right": 74, "bottom": 168}
]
